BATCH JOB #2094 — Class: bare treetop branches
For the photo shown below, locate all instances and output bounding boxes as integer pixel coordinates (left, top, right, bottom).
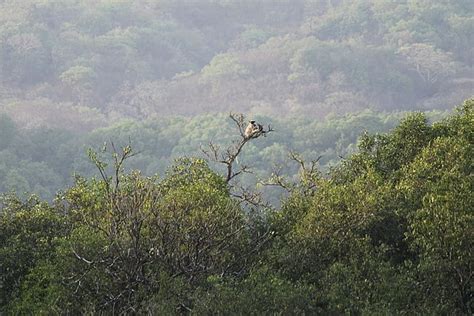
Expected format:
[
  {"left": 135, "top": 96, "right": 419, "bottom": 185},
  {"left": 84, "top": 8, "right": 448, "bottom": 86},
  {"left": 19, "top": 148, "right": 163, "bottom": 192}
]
[
  {"left": 202, "top": 113, "right": 273, "bottom": 183},
  {"left": 201, "top": 113, "right": 274, "bottom": 206}
]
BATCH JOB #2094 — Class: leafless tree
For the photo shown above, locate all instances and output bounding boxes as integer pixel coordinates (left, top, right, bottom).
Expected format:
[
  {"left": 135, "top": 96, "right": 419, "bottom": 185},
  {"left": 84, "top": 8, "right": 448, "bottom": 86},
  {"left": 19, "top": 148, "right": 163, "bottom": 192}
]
[
  {"left": 201, "top": 112, "right": 273, "bottom": 206},
  {"left": 259, "top": 151, "right": 322, "bottom": 196}
]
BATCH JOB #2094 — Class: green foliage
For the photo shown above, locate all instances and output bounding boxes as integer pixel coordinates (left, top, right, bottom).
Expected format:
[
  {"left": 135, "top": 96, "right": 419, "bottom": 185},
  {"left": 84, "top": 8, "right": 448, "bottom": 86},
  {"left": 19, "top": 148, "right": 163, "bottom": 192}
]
[
  {"left": 193, "top": 268, "right": 320, "bottom": 314},
  {"left": 263, "top": 99, "right": 473, "bottom": 314},
  {"left": 5, "top": 151, "right": 254, "bottom": 313},
  {"left": 396, "top": 101, "right": 474, "bottom": 313},
  {"left": 321, "top": 243, "right": 421, "bottom": 315},
  {"left": 356, "top": 112, "right": 432, "bottom": 178},
  {"left": 0, "top": 194, "right": 69, "bottom": 313},
  {"left": 201, "top": 53, "right": 249, "bottom": 81},
  {"left": 1, "top": 100, "right": 473, "bottom": 313}
]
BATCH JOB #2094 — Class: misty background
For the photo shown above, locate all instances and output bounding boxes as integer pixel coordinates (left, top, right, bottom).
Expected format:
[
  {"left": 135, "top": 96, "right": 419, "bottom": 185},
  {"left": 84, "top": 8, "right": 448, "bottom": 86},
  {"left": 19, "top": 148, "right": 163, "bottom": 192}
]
[{"left": 0, "top": 0, "right": 473, "bottom": 200}]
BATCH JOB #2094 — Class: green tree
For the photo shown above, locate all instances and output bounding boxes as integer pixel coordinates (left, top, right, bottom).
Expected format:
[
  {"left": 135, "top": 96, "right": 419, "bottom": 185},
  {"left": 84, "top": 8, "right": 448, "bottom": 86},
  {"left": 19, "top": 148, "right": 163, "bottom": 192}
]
[
  {"left": 10, "top": 147, "right": 254, "bottom": 313},
  {"left": 0, "top": 194, "right": 69, "bottom": 313},
  {"left": 398, "top": 101, "right": 473, "bottom": 313}
]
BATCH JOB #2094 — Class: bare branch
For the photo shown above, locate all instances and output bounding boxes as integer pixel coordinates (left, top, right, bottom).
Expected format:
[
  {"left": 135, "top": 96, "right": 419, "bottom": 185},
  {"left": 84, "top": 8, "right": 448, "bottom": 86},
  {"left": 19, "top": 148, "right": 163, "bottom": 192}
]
[
  {"left": 289, "top": 151, "right": 305, "bottom": 170},
  {"left": 259, "top": 171, "right": 294, "bottom": 193},
  {"left": 230, "top": 183, "right": 271, "bottom": 208},
  {"left": 229, "top": 112, "right": 246, "bottom": 138},
  {"left": 228, "top": 165, "right": 252, "bottom": 182},
  {"left": 200, "top": 142, "right": 221, "bottom": 162},
  {"left": 72, "top": 247, "right": 94, "bottom": 265},
  {"left": 202, "top": 113, "right": 275, "bottom": 207},
  {"left": 260, "top": 152, "right": 322, "bottom": 196}
]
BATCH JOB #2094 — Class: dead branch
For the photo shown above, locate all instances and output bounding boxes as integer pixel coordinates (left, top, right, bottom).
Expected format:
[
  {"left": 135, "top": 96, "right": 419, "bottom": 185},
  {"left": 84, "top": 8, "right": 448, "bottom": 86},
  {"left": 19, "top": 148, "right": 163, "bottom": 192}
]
[
  {"left": 258, "top": 165, "right": 295, "bottom": 193},
  {"left": 260, "top": 152, "right": 323, "bottom": 196},
  {"left": 72, "top": 247, "right": 94, "bottom": 265},
  {"left": 202, "top": 113, "right": 274, "bottom": 207},
  {"left": 203, "top": 113, "right": 273, "bottom": 184}
]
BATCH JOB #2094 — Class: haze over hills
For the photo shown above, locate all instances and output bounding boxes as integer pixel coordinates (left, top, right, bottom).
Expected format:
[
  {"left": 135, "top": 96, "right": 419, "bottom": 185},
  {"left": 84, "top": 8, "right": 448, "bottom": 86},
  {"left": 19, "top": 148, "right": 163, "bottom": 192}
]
[{"left": 0, "top": 0, "right": 472, "bottom": 131}]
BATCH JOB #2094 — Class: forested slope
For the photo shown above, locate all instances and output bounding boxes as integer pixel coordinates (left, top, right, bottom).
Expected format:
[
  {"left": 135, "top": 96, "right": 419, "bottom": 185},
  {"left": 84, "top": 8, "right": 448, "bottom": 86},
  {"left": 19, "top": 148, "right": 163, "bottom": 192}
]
[
  {"left": 1, "top": 109, "right": 426, "bottom": 201},
  {"left": 1, "top": 99, "right": 472, "bottom": 314},
  {"left": 0, "top": 0, "right": 472, "bottom": 200},
  {"left": 1, "top": 0, "right": 473, "bottom": 128}
]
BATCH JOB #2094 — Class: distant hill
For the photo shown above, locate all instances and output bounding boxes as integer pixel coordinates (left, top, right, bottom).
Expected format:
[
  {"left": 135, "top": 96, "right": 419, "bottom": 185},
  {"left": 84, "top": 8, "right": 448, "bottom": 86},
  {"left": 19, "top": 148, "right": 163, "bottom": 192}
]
[{"left": 0, "top": 0, "right": 472, "bottom": 130}]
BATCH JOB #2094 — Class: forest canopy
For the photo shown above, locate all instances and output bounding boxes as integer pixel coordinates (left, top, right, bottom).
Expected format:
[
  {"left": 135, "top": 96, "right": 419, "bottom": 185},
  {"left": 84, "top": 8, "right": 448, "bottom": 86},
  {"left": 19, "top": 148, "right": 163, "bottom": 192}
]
[{"left": 1, "top": 99, "right": 472, "bottom": 314}]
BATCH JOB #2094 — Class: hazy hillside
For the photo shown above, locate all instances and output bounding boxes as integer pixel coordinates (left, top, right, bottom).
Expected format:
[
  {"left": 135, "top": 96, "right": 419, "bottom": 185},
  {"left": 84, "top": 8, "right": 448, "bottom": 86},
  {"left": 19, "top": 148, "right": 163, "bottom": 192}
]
[
  {"left": 1, "top": 109, "right": 420, "bottom": 201},
  {"left": 0, "top": 0, "right": 472, "bottom": 130}
]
